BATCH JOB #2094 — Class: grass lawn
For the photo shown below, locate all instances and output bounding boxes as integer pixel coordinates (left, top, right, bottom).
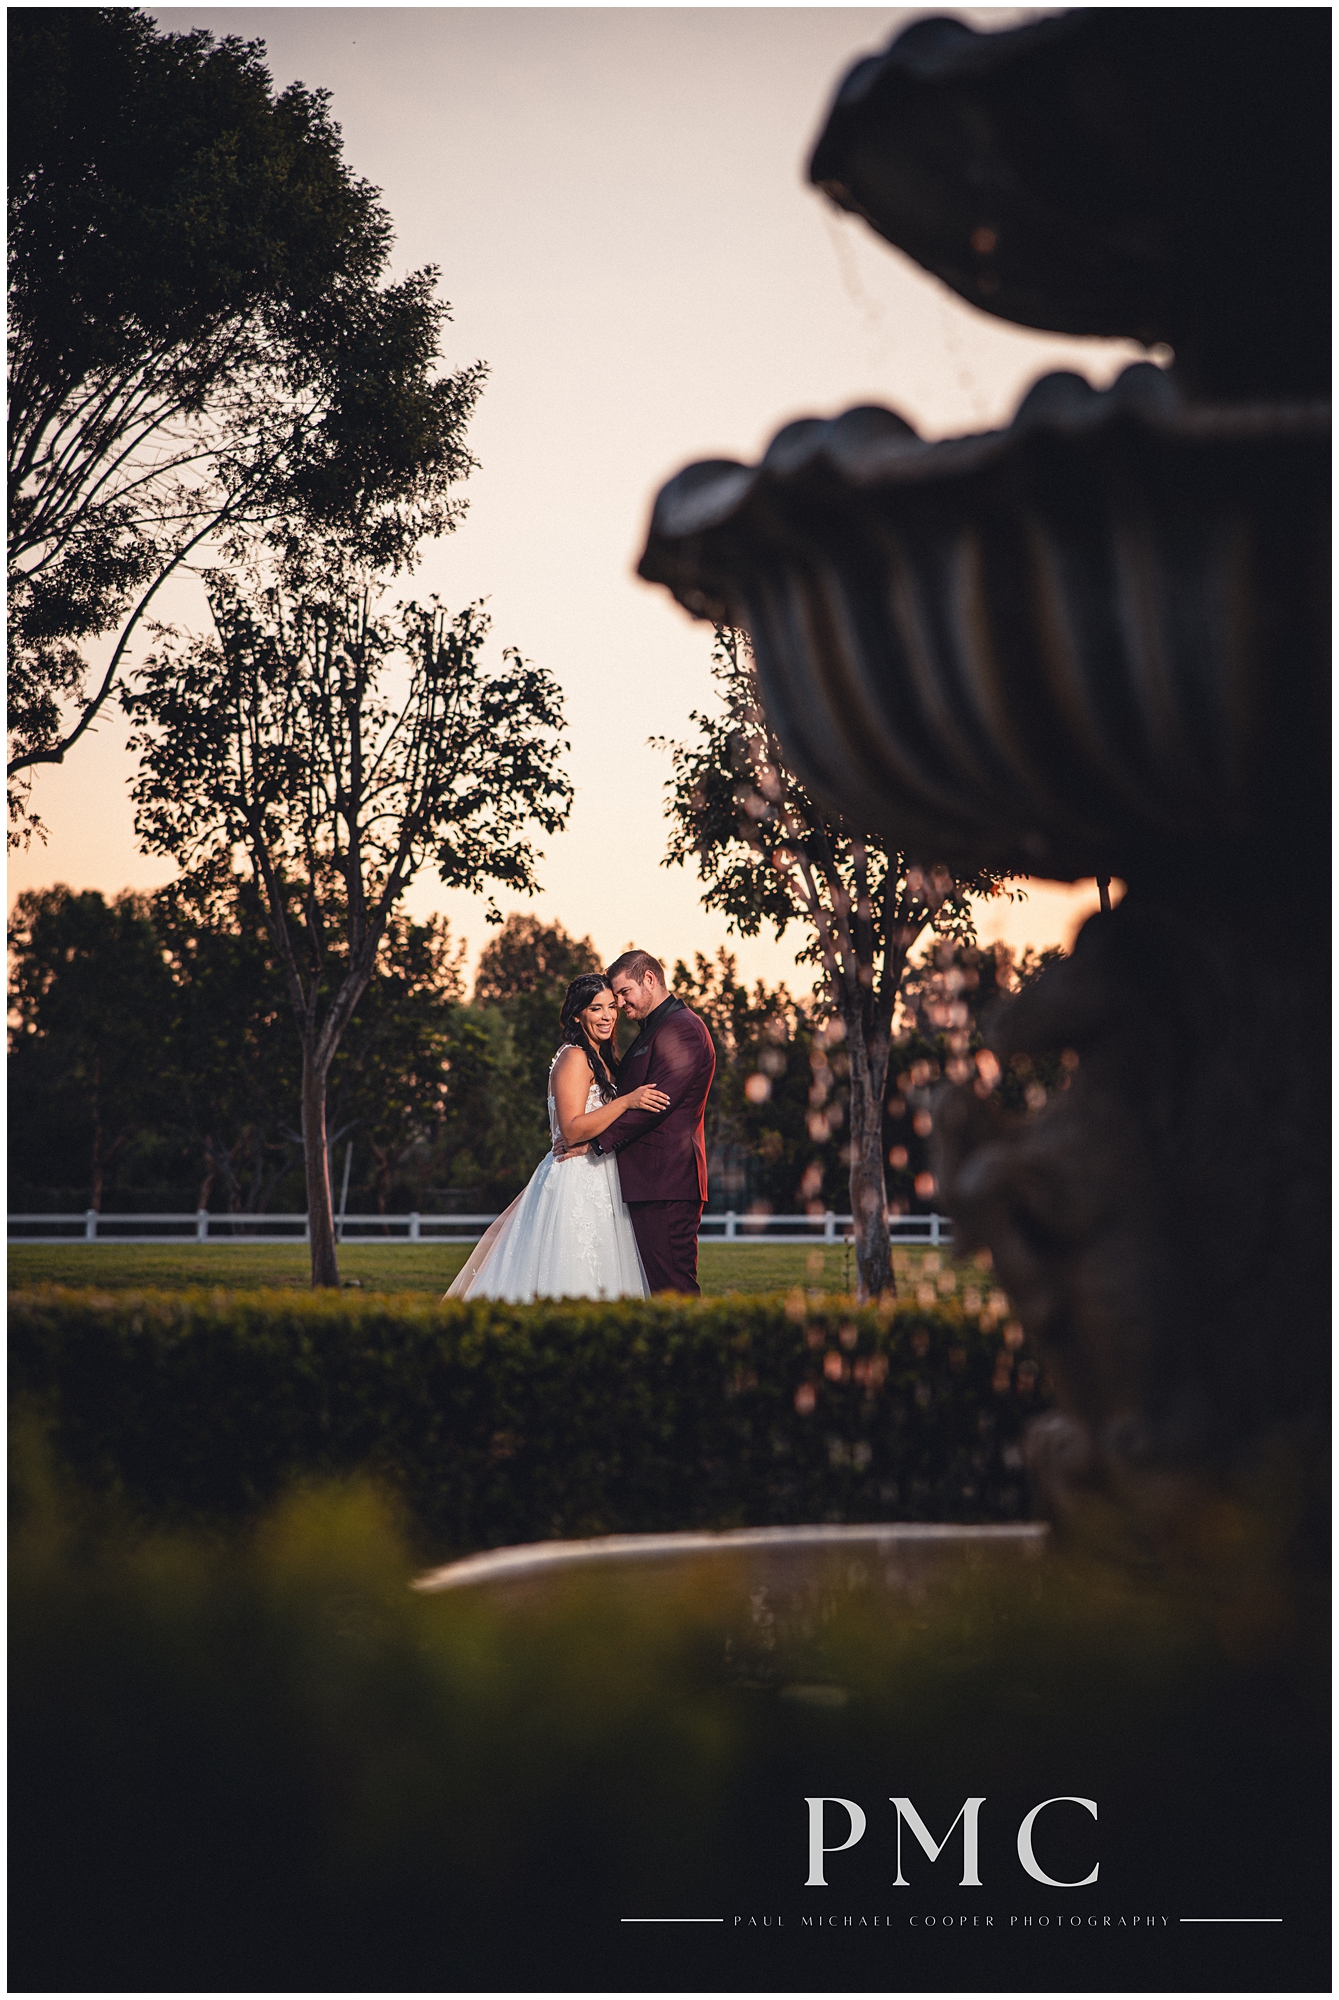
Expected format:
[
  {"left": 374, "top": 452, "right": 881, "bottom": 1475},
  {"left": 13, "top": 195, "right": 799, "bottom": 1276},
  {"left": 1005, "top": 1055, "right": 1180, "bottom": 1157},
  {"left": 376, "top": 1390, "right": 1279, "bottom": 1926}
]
[{"left": 7, "top": 1237, "right": 993, "bottom": 1302}]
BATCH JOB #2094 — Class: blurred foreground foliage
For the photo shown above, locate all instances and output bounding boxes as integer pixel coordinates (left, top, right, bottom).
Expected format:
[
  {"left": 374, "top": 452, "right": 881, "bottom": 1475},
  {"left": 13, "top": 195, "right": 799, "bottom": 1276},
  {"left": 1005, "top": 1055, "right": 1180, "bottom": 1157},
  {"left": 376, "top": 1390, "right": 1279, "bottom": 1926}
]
[
  {"left": 11, "top": 1288, "right": 1048, "bottom": 1555},
  {"left": 10, "top": 1422, "right": 1327, "bottom": 1992}
]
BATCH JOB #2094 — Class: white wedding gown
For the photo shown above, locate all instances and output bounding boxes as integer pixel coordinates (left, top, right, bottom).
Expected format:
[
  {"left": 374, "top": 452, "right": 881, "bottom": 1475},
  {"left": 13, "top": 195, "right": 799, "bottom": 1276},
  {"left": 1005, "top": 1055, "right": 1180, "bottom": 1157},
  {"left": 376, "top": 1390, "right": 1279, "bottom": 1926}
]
[{"left": 446, "top": 1059, "right": 648, "bottom": 1302}]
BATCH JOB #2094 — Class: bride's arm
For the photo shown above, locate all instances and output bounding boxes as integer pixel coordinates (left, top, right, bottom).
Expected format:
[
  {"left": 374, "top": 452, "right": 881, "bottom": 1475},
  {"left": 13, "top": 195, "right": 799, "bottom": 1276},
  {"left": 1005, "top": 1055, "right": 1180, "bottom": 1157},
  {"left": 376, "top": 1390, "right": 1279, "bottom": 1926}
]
[{"left": 551, "top": 1047, "right": 669, "bottom": 1146}]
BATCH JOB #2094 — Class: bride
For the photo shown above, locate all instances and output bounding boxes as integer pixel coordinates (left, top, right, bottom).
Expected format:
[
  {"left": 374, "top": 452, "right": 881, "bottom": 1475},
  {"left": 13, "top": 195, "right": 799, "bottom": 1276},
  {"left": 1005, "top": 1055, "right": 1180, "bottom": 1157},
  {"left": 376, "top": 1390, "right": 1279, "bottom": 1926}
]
[{"left": 446, "top": 972, "right": 668, "bottom": 1301}]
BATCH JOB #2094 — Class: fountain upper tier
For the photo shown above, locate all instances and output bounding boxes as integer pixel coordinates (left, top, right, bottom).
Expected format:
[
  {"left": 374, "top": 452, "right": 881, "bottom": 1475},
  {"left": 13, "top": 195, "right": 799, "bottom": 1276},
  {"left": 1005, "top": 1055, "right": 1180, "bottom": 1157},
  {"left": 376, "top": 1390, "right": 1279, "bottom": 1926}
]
[
  {"left": 639, "top": 364, "right": 1328, "bottom": 884},
  {"left": 809, "top": 9, "right": 1330, "bottom": 402}
]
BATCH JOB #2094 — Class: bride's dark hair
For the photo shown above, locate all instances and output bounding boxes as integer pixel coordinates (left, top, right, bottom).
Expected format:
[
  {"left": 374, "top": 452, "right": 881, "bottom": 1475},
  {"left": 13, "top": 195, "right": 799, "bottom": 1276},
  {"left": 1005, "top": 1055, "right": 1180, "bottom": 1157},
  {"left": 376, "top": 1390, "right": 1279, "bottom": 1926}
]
[{"left": 559, "top": 973, "right": 619, "bottom": 1101}]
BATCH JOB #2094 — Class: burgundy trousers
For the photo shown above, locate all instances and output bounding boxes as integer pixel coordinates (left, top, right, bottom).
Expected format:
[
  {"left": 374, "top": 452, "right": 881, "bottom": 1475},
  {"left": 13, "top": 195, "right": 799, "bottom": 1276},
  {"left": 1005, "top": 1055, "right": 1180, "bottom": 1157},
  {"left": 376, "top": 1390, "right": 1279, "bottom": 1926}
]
[{"left": 627, "top": 1200, "right": 702, "bottom": 1297}]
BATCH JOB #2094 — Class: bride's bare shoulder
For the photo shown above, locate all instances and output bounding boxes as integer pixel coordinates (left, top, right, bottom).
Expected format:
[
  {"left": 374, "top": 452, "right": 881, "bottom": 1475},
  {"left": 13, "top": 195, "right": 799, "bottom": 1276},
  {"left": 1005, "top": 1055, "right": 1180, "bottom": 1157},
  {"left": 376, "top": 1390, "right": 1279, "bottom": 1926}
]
[{"left": 550, "top": 1044, "right": 590, "bottom": 1082}]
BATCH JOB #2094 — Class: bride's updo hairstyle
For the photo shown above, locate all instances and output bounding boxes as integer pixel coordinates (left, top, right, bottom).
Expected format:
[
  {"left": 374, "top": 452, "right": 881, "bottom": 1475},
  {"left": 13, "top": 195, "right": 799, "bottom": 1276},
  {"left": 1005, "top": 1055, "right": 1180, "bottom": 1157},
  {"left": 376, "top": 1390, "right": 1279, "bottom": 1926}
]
[{"left": 559, "top": 973, "right": 618, "bottom": 1101}]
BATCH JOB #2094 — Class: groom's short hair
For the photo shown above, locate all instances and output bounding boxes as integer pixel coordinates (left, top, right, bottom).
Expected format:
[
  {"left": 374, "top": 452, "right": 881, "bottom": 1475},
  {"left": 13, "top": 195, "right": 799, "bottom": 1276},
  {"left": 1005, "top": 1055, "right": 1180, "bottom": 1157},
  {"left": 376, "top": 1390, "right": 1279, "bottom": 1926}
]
[{"left": 607, "top": 949, "right": 665, "bottom": 988}]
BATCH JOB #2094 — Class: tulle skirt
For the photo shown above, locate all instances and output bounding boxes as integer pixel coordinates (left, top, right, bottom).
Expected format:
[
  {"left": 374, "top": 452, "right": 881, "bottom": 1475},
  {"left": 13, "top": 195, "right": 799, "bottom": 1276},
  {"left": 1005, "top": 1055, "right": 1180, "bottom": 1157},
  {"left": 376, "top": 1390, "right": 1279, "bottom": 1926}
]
[{"left": 446, "top": 1147, "right": 648, "bottom": 1302}]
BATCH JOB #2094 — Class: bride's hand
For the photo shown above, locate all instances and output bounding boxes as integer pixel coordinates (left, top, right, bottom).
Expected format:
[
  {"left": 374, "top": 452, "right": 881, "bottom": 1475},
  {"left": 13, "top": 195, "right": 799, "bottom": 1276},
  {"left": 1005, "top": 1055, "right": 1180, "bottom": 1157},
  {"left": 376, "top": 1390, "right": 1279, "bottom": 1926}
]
[
  {"left": 553, "top": 1135, "right": 589, "bottom": 1160},
  {"left": 627, "top": 1085, "right": 671, "bottom": 1112}
]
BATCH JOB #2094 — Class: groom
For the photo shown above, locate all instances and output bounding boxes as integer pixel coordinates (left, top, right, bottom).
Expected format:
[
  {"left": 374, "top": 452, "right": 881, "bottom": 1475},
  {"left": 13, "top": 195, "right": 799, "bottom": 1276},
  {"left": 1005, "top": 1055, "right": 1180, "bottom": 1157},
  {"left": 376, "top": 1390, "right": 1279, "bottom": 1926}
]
[{"left": 592, "top": 949, "right": 715, "bottom": 1296}]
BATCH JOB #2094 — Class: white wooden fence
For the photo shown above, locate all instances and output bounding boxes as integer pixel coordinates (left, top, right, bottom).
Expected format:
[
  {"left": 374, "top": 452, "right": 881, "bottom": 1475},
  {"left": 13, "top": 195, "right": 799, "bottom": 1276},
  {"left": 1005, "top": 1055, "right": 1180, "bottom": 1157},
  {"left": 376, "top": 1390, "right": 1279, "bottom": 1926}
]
[{"left": 9, "top": 1208, "right": 952, "bottom": 1247}]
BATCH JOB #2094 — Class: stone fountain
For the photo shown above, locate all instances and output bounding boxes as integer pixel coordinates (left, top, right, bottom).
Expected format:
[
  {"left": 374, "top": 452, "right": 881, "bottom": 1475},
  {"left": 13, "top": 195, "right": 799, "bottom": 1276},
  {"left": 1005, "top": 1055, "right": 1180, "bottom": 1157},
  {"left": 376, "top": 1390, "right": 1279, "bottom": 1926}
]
[{"left": 638, "top": 9, "right": 1329, "bottom": 1565}]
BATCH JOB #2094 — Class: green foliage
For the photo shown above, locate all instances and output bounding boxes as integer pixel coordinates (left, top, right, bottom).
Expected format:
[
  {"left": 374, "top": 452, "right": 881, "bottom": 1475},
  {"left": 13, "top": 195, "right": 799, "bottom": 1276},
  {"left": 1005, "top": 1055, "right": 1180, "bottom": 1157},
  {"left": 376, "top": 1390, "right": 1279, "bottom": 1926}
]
[
  {"left": 7, "top": 875, "right": 484, "bottom": 1214},
  {"left": 6, "top": 889, "right": 641, "bottom": 1221},
  {"left": 149, "top": 867, "right": 309, "bottom": 1208},
  {"left": 433, "top": 1000, "right": 537, "bottom": 1202},
  {"left": 9, "top": 8, "right": 484, "bottom": 837},
  {"left": 8, "top": 886, "right": 181, "bottom": 1208},
  {"left": 11, "top": 1288, "right": 1049, "bottom": 1552},
  {"left": 473, "top": 910, "right": 603, "bottom": 1114},
  {"left": 10, "top": 1426, "right": 1325, "bottom": 1991},
  {"left": 474, "top": 910, "right": 603, "bottom": 1002}
]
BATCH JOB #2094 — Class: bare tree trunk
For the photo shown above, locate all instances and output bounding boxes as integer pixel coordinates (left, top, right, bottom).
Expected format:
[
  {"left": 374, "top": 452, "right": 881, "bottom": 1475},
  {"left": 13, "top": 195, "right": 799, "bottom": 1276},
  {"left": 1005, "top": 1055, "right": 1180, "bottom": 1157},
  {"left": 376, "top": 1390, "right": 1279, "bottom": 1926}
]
[
  {"left": 302, "top": 1049, "right": 339, "bottom": 1287},
  {"left": 846, "top": 1021, "right": 894, "bottom": 1302}
]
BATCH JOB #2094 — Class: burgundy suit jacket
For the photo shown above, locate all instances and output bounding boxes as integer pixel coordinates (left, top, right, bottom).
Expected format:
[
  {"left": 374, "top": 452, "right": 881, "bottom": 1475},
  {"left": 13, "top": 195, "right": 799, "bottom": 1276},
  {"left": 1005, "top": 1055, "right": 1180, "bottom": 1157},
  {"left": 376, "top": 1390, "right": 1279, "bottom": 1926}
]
[{"left": 597, "top": 997, "right": 715, "bottom": 1204}]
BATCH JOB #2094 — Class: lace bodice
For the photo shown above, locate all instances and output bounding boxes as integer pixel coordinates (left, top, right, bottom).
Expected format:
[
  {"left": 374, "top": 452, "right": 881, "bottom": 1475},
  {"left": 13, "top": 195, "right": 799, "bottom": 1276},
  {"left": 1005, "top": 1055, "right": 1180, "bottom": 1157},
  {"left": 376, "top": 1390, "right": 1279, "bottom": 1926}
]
[{"left": 547, "top": 1048, "right": 600, "bottom": 1147}]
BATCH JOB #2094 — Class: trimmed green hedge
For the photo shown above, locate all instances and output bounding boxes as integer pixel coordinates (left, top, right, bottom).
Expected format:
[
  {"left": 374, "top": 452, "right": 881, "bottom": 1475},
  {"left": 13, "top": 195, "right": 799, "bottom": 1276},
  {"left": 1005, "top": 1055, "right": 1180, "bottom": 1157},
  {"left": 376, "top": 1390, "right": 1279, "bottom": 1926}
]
[{"left": 10, "top": 1288, "right": 1050, "bottom": 1552}]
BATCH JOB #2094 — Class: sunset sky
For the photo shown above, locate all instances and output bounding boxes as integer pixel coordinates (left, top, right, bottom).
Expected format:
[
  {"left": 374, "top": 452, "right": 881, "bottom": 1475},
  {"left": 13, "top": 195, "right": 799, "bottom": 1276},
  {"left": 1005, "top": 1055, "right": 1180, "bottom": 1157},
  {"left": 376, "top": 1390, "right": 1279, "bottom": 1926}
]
[{"left": 12, "top": 6, "right": 1144, "bottom": 989}]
